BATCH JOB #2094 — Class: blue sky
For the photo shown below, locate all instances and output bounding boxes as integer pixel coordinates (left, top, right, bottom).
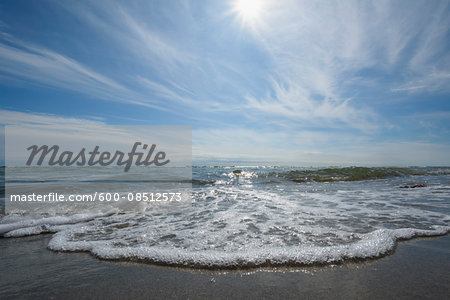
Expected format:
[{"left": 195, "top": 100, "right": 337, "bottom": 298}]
[{"left": 0, "top": 0, "right": 449, "bottom": 165}]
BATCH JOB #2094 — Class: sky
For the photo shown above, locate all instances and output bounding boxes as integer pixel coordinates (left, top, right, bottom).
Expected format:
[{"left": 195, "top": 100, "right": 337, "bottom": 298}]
[{"left": 0, "top": 0, "right": 449, "bottom": 166}]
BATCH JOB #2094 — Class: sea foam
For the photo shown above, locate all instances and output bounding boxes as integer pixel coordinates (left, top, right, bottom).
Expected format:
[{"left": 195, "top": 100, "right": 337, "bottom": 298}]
[{"left": 1, "top": 166, "right": 449, "bottom": 269}]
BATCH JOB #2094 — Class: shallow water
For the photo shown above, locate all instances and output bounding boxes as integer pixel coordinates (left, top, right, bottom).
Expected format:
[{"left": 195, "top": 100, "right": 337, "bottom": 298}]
[{"left": 1, "top": 166, "right": 449, "bottom": 268}]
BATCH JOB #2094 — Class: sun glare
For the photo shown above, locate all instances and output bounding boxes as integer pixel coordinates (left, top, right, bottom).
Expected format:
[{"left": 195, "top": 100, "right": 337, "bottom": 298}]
[{"left": 233, "top": 0, "right": 264, "bottom": 27}]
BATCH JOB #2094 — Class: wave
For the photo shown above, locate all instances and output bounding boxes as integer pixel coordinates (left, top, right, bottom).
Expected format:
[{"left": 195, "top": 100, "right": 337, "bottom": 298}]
[
  {"left": 197, "top": 166, "right": 450, "bottom": 185},
  {"left": 1, "top": 211, "right": 448, "bottom": 269},
  {"left": 265, "top": 167, "right": 450, "bottom": 183},
  {"left": 46, "top": 225, "right": 448, "bottom": 269},
  {"left": 1, "top": 165, "right": 449, "bottom": 269},
  {"left": 0, "top": 210, "right": 117, "bottom": 237}
]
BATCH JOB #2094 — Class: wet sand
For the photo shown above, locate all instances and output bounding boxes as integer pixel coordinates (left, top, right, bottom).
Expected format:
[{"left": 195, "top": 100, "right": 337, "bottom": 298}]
[{"left": 1, "top": 234, "right": 449, "bottom": 299}]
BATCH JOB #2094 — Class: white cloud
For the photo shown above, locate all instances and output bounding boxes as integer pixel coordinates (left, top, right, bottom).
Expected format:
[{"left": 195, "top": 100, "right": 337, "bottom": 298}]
[
  {"left": 243, "top": 0, "right": 450, "bottom": 126},
  {"left": 392, "top": 70, "right": 450, "bottom": 94},
  {"left": 0, "top": 38, "right": 125, "bottom": 96},
  {"left": 0, "top": 109, "right": 103, "bottom": 127},
  {"left": 55, "top": 1, "right": 194, "bottom": 78},
  {"left": 0, "top": 35, "right": 174, "bottom": 111},
  {"left": 1, "top": 109, "right": 449, "bottom": 165},
  {"left": 0, "top": 110, "right": 191, "bottom": 166},
  {"left": 193, "top": 126, "right": 450, "bottom": 166},
  {"left": 1, "top": 0, "right": 449, "bottom": 145},
  {"left": 246, "top": 77, "right": 378, "bottom": 132}
]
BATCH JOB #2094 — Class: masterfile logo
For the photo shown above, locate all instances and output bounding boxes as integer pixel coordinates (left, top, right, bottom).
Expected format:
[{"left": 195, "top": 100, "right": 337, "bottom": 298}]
[
  {"left": 26, "top": 142, "right": 170, "bottom": 172},
  {"left": 4, "top": 125, "right": 192, "bottom": 214}
]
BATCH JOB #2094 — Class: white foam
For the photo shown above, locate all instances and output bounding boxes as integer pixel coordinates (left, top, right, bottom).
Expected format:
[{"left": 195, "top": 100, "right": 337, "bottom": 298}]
[
  {"left": 46, "top": 226, "right": 448, "bottom": 268},
  {"left": 2, "top": 169, "right": 449, "bottom": 268},
  {"left": 0, "top": 210, "right": 117, "bottom": 236}
]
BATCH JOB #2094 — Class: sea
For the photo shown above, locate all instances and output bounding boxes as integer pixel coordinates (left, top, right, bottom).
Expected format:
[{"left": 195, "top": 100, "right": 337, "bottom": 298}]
[{"left": 0, "top": 166, "right": 449, "bottom": 269}]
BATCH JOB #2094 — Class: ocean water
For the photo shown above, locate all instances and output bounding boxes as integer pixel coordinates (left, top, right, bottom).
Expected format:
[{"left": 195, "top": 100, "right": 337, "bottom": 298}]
[{"left": 1, "top": 166, "right": 449, "bottom": 269}]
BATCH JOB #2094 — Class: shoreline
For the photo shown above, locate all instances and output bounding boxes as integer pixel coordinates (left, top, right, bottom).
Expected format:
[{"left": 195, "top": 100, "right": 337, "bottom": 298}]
[
  {"left": 49, "top": 232, "right": 450, "bottom": 271},
  {"left": 1, "top": 234, "right": 449, "bottom": 299}
]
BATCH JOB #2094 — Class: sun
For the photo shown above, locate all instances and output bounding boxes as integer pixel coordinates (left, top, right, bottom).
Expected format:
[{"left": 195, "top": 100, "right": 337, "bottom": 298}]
[
  {"left": 235, "top": 0, "right": 262, "bottom": 20},
  {"left": 232, "top": 0, "right": 264, "bottom": 27}
]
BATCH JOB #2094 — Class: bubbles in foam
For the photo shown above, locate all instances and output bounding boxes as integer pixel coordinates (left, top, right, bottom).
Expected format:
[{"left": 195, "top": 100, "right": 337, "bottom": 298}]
[
  {"left": 45, "top": 225, "right": 448, "bottom": 268},
  {"left": 1, "top": 167, "right": 449, "bottom": 268}
]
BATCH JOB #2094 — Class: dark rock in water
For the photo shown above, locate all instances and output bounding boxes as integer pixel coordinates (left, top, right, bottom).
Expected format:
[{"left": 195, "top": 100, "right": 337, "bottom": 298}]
[
  {"left": 160, "top": 234, "right": 177, "bottom": 240},
  {"left": 232, "top": 169, "right": 242, "bottom": 174},
  {"left": 292, "top": 179, "right": 306, "bottom": 183},
  {"left": 400, "top": 184, "right": 427, "bottom": 188},
  {"left": 283, "top": 166, "right": 425, "bottom": 183}
]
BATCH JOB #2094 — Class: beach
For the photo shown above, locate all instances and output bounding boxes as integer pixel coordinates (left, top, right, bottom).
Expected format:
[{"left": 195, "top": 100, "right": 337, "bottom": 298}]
[
  {"left": 1, "top": 234, "right": 448, "bottom": 299},
  {"left": 2, "top": 166, "right": 449, "bottom": 299},
  {"left": 1, "top": 0, "right": 450, "bottom": 299}
]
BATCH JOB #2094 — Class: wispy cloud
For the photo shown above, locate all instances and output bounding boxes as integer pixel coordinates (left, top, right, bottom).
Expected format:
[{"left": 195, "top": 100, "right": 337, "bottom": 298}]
[
  {"left": 243, "top": 0, "right": 450, "bottom": 127},
  {"left": 0, "top": 34, "right": 173, "bottom": 111},
  {"left": 238, "top": 1, "right": 381, "bottom": 130},
  {"left": 193, "top": 126, "right": 450, "bottom": 166},
  {"left": 0, "top": 109, "right": 102, "bottom": 127},
  {"left": 392, "top": 70, "right": 450, "bottom": 94},
  {"left": 50, "top": 1, "right": 251, "bottom": 115},
  {"left": 0, "top": 36, "right": 126, "bottom": 97},
  {"left": 0, "top": 0, "right": 449, "bottom": 165},
  {"left": 245, "top": 77, "right": 378, "bottom": 132},
  {"left": 57, "top": 1, "right": 192, "bottom": 71},
  {"left": 1, "top": 109, "right": 449, "bottom": 165}
]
